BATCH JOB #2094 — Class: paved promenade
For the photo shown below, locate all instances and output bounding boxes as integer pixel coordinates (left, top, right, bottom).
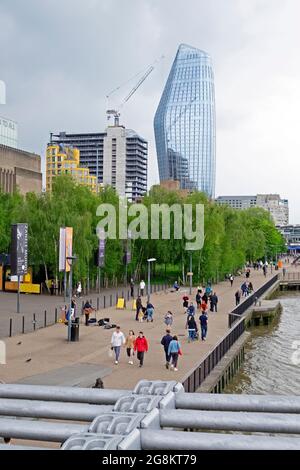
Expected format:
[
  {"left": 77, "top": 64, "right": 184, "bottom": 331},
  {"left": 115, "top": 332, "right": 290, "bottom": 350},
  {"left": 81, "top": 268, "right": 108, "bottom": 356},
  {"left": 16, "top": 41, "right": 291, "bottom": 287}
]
[{"left": 0, "top": 267, "right": 283, "bottom": 389}]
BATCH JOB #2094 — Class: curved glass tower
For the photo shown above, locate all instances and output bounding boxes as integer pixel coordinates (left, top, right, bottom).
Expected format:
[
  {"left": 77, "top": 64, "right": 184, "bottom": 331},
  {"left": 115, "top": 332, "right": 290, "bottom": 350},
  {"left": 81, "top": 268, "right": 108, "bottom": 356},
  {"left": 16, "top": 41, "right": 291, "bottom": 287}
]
[{"left": 154, "top": 44, "right": 216, "bottom": 197}]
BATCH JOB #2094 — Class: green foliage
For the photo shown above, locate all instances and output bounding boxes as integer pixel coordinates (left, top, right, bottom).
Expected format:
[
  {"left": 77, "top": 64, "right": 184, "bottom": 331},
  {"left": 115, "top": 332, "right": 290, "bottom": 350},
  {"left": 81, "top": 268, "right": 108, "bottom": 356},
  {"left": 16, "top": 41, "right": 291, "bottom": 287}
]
[{"left": 0, "top": 178, "right": 286, "bottom": 285}]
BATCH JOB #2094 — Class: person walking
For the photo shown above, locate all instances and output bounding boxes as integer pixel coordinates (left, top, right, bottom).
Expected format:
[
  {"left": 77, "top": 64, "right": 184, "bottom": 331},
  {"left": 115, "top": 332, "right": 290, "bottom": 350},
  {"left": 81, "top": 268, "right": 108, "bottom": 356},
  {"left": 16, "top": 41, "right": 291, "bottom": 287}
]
[
  {"left": 241, "top": 282, "right": 248, "bottom": 297},
  {"left": 76, "top": 281, "right": 82, "bottom": 297},
  {"left": 235, "top": 289, "right": 241, "bottom": 306},
  {"left": 210, "top": 292, "right": 218, "bottom": 312},
  {"left": 199, "top": 311, "right": 208, "bottom": 341},
  {"left": 161, "top": 329, "right": 173, "bottom": 369},
  {"left": 229, "top": 275, "right": 234, "bottom": 287},
  {"left": 135, "top": 296, "right": 142, "bottom": 321},
  {"left": 130, "top": 278, "right": 134, "bottom": 298},
  {"left": 125, "top": 330, "right": 135, "bottom": 365},
  {"left": 186, "top": 315, "right": 198, "bottom": 342},
  {"left": 139, "top": 280, "right": 145, "bottom": 296},
  {"left": 195, "top": 291, "right": 202, "bottom": 310},
  {"left": 134, "top": 332, "right": 148, "bottom": 367},
  {"left": 182, "top": 295, "right": 189, "bottom": 309},
  {"left": 168, "top": 335, "right": 182, "bottom": 372},
  {"left": 110, "top": 326, "right": 125, "bottom": 365},
  {"left": 146, "top": 301, "right": 154, "bottom": 322},
  {"left": 187, "top": 302, "right": 195, "bottom": 317},
  {"left": 164, "top": 311, "right": 173, "bottom": 326}
]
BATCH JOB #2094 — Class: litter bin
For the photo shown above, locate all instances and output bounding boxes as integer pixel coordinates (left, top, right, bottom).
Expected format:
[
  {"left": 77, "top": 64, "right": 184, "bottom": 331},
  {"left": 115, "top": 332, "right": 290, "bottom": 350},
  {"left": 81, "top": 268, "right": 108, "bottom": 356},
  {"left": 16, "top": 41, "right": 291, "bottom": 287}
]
[{"left": 71, "top": 322, "right": 79, "bottom": 342}]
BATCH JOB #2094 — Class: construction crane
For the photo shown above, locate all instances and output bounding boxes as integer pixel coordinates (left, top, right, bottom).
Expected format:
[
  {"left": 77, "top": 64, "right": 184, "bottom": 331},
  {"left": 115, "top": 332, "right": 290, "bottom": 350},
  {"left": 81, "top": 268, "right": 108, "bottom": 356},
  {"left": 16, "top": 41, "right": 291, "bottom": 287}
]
[{"left": 106, "top": 56, "right": 164, "bottom": 126}]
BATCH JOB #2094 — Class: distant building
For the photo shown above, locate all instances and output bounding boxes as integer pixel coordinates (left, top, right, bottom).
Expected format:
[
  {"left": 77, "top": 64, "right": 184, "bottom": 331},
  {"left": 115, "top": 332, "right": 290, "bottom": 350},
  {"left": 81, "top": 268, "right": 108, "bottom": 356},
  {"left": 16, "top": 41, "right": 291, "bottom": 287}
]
[
  {"left": 154, "top": 43, "right": 216, "bottom": 197},
  {"left": 277, "top": 225, "right": 300, "bottom": 253},
  {"left": 0, "top": 116, "right": 18, "bottom": 148},
  {"left": 216, "top": 194, "right": 289, "bottom": 225},
  {"left": 0, "top": 144, "right": 42, "bottom": 194},
  {"left": 51, "top": 124, "right": 148, "bottom": 202},
  {"left": 46, "top": 144, "right": 97, "bottom": 193}
]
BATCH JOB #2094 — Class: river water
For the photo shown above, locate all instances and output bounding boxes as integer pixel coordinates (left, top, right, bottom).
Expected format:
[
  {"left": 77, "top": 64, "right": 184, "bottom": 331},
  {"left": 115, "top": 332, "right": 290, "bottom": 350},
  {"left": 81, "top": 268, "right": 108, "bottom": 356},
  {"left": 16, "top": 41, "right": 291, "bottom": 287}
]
[{"left": 226, "top": 293, "right": 300, "bottom": 395}]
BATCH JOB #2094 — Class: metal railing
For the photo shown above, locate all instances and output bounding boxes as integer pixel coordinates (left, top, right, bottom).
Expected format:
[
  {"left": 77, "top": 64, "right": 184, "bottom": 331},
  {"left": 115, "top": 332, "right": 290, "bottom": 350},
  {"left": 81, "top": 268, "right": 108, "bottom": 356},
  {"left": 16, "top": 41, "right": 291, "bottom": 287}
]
[
  {"left": 228, "top": 274, "right": 279, "bottom": 328},
  {"left": 3, "top": 283, "right": 168, "bottom": 339},
  {"left": 182, "top": 317, "right": 245, "bottom": 393},
  {"left": 279, "top": 271, "right": 300, "bottom": 281}
]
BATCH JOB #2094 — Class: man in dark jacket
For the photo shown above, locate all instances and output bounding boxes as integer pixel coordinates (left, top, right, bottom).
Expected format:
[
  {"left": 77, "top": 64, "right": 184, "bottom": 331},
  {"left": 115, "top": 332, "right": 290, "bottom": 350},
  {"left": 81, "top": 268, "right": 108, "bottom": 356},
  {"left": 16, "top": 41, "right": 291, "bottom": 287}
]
[
  {"left": 135, "top": 296, "right": 142, "bottom": 321},
  {"left": 160, "top": 329, "right": 173, "bottom": 369},
  {"left": 210, "top": 292, "right": 218, "bottom": 312}
]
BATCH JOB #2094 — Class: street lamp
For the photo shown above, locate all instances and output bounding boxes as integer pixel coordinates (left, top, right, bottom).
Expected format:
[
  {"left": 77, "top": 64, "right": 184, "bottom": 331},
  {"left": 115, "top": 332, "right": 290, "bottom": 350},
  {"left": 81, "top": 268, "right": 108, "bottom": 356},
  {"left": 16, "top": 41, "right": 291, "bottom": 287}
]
[
  {"left": 66, "top": 255, "right": 77, "bottom": 342},
  {"left": 147, "top": 258, "right": 156, "bottom": 303}
]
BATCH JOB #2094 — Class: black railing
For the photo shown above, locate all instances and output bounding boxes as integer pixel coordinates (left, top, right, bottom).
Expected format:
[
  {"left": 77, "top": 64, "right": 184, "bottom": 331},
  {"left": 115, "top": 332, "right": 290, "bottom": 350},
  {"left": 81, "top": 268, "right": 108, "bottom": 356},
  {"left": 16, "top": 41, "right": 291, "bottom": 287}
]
[
  {"left": 228, "top": 274, "right": 279, "bottom": 328},
  {"left": 182, "top": 317, "right": 245, "bottom": 393}
]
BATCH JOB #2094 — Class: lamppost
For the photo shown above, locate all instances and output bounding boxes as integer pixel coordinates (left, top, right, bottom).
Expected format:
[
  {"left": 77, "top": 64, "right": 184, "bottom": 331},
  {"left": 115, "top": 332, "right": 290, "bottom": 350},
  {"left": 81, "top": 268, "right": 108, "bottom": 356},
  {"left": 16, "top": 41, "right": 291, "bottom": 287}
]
[
  {"left": 66, "top": 255, "right": 77, "bottom": 342},
  {"left": 147, "top": 258, "right": 156, "bottom": 303}
]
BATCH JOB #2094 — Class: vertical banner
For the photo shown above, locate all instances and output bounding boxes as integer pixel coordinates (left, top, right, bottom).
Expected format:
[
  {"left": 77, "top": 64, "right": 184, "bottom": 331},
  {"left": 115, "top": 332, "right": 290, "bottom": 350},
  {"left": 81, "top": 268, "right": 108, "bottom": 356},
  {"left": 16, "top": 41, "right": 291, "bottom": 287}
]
[
  {"left": 65, "top": 227, "right": 73, "bottom": 272},
  {"left": 11, "top": 224, "right": 28, "bottom": 276},
  {"left": 98, "top": 236, "right": 106, "bottom": 267},
  {"left": 59, "top": 228, "right": 66, "bottom": 272},
  {"left": 125, "top": 229, "right": 131, "bottom": 264}
]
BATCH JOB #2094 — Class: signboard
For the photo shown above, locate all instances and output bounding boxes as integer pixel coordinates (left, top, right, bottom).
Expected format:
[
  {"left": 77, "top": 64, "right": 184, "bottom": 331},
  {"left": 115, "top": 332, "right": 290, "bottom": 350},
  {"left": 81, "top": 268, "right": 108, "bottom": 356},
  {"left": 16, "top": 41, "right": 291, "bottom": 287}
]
[
  {"left": 11, "top": 224, "right": 28, "bottom": 276},
  {"left": 98, "top": 237, "right": 106, "bottom": 267},
  {"left": 65, "top": 227, "right": 73, "bottom": 272},
  {"left": 59, "top": 228, "right": 66, "bottom": 272}
]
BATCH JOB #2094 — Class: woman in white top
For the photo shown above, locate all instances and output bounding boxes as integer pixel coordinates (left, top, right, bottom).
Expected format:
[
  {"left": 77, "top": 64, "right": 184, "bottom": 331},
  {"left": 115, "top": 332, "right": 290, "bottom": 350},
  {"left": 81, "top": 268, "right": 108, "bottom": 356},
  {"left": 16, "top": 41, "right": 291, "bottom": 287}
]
[
  {"left": 139, "top": 280, "right": 146, "bottom": 296},
  {"left": 111, "top": 326, "right": 125, "bottom": 364}
]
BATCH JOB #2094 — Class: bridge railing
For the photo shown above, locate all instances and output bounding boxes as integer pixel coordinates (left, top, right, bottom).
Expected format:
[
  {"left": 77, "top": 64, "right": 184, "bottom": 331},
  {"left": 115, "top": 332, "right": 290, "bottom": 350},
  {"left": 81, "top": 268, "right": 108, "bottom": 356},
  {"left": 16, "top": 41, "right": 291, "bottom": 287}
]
[
  {"left": 181, "top": 316, "right": 245, "bottom": 393},
  {"left": 279, "top": 271, "right": 300, "bottom": 281},
  {"left": 228, "top": 274, "right": 279, "bottom": 328}
]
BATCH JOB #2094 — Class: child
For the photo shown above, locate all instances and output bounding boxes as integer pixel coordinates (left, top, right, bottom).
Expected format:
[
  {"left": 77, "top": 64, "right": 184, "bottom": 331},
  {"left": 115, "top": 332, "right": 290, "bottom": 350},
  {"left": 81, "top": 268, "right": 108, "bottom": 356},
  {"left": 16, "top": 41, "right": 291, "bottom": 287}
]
[{"left": 138, "top": 308, "right": 144, "bottom": 322}]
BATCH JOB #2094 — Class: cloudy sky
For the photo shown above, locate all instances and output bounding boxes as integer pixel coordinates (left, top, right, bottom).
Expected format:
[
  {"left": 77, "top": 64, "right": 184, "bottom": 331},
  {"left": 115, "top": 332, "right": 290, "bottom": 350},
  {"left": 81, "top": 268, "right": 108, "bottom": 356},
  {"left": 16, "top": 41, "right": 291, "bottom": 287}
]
[{"left": 1, "top": 0, "right": 300, "bottom": 221}]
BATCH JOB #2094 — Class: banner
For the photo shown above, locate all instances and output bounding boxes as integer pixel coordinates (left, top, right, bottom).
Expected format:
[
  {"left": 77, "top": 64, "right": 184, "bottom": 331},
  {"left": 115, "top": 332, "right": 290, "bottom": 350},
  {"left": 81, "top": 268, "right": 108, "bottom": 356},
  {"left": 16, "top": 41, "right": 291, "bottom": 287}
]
[
  {"left": 98, "top": 237, "right": 106, "bottom": 268},
  {"left": 11, "top": 224, "right": 28, "bottom": 276},
  {"left": 65, "top": 227, "right": 73, "bottom": 272},
  {"left": 59, "top": 228, "right": 66, "bottom": 272}
]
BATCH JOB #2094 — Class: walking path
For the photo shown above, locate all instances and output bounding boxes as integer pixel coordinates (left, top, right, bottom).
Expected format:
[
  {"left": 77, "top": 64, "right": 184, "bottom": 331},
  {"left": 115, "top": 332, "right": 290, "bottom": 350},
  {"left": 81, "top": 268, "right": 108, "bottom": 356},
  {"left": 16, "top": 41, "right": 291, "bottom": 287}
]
[{"left": 0, "top": 268, "right": 285, "bottom": 389}]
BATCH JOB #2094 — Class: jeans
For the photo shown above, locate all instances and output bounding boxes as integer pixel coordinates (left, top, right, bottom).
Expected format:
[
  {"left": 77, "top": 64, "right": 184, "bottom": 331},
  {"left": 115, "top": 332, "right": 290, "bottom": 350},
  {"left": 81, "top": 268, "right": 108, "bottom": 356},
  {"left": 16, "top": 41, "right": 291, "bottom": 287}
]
[
  {"left": 137, "top": 351, "right": 144, "bottom": 366},
  {"left": 188, "top": 329, "right": 196, "bottom": 341},
  {"left": 164, "top": 349, "right": 171, "bottom": 364},
  {"left": 126, "top": 348, "right": 134, "bottom": 358},
  {"left": 201, "top": 325, "right": 207, "bottom": 340},
  {"left": 114, "top": 346, "right": 121, "bottom": 361},
  {"left": 171, "top": 352, "right": 179, "bottom": 368},
  {"left": 136, "top": 307, "right": 141, "bottom": 321},
  {"left": 147, "top": 308, "right": 154, "bottom": 321},
  {"left": 210, "top": 303, "right": 217, "bottom": 312}
]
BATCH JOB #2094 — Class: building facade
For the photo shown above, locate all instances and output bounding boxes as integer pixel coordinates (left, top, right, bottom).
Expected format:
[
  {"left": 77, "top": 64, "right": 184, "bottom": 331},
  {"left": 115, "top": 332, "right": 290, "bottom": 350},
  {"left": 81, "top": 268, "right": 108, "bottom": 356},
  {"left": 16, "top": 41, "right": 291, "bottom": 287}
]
[
  {"left": 46, "top": 144, "right": 97, "bottom": 192},
  {"left": 277, "top": 225, "right": 300, "bottom": 252},
  {"left": 216, "top": 194, "right": 289, "bottom": 226},
  {"left": 0, "top": 116, "right": 18, "bottom": 148},
  {"left": 0, "top": 144, "right": 42, "bottom": 194},
  {"left": 51, "top": 125, "right": 147, "bottom": 201},
  {"left": 154, "top": 43, "right": 216, "bottom": 197}
]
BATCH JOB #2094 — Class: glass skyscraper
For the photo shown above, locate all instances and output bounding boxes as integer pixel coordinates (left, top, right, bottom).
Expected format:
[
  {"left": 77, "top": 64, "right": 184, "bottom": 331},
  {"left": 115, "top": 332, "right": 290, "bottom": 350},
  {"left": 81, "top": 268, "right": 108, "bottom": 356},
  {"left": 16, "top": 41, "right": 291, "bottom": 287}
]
[{"left": 154, "top": 44, "right": 216, "bottom": 197}]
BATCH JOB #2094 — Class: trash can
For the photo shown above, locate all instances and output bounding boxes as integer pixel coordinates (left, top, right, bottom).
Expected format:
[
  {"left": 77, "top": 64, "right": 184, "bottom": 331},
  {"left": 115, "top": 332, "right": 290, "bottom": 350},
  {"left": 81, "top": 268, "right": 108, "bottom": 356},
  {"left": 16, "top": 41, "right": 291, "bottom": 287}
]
[{"left": 71, "top": 322, "right": 79, "bottom": 342}]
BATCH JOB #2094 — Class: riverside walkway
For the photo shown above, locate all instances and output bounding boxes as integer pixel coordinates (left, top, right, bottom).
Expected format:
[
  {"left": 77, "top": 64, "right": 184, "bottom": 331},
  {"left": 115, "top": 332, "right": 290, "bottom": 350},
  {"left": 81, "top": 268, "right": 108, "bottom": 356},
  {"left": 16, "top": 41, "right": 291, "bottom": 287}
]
[{"left": 0, "top": 268, "right": 285, "bottom": 389}]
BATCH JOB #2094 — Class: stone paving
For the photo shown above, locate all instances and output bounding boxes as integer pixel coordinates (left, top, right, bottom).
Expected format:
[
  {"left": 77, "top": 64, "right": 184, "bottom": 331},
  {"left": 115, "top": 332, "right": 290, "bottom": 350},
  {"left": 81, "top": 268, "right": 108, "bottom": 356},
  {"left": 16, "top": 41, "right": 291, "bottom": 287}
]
[{"left": 0, "top": 268, "right": 282, "bottom": 389}]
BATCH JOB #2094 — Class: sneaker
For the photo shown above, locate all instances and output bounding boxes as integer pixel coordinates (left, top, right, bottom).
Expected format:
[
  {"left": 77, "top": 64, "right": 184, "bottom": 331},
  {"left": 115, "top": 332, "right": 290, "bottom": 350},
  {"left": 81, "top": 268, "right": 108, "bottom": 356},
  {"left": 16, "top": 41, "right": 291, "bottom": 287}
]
[
  {"left": 170, "top": 364, "right": 174, "bottom": 370},
  {"left": 115, "top": 361, "right": 118, "bottom": 364},
  {"left": 174, "top": 368, "right": 178, "bottom": 371},
  {"left": 204, "top": 337, "right": 207, "bottom": 341},
  {"left": 139, "top": 364, "right": 143, "bottom": 367},
  {"left": 129, "top": 361, "right": 133, "bottom": 365}
]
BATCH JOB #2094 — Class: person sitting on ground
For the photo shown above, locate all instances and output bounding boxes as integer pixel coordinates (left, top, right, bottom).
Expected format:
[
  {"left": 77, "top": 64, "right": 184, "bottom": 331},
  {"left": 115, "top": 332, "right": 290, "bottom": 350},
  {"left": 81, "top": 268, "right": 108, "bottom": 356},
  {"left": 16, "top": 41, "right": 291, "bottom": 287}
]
[{"left": 173, "top": 280, "right": 180, "bottom": 291}]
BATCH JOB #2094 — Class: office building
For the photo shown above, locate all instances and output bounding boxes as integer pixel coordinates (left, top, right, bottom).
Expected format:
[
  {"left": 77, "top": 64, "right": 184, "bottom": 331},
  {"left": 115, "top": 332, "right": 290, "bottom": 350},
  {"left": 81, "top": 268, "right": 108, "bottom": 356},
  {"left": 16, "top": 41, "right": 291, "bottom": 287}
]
[
  {"left": 46, "top": 144, "right": 97, "bottom": 193},
  {"left": 51, "top": 124, "right": 147, "bottom": 201},
  {"left": 0, "top": 144, "right": 42, "bottom": 194},
  {"left": 277, "top": 225, "right": 300, "bottom": 252},
  {"left": 216, "top": 194, "right": 289, "bottom": 226},
  {"left": 154, "top": 43, "right": 216, "bottom": 197}
]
